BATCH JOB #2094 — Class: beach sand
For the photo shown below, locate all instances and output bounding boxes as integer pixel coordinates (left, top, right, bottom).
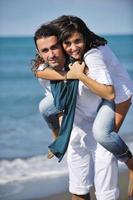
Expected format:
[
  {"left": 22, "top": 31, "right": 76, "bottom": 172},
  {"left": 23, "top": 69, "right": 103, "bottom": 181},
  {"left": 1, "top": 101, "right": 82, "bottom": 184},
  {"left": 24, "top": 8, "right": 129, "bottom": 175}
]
[
  {"left": 36, "top": 135, "right": 133, "bottom": 200},
  {"left": 38, "top": 169, "right": 129, "bottom": 200},
  {"left": 9, "top": 135, "right": 128, "bottom": 200}
]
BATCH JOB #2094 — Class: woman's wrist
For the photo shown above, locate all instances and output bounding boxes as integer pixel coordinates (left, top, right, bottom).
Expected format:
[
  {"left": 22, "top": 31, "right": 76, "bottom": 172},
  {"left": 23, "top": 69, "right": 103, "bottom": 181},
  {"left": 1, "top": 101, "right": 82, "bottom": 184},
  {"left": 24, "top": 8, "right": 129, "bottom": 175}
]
[
  {"left": 64, "top": 72, "right": 67, "bottom": 83},
  {"left": 78, "top": 72, "right": 88, "bottom": 81}
]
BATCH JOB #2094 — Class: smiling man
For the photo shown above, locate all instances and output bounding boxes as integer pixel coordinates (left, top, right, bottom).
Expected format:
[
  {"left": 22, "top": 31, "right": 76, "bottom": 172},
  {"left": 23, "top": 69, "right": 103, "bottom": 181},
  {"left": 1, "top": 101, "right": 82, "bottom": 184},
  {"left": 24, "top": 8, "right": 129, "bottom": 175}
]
[
  {"left": 35, "top": 26, "right": 65, "bottom": 71},
  {"left": 33, "top": 24, "right": 68, "bottom": 159}
]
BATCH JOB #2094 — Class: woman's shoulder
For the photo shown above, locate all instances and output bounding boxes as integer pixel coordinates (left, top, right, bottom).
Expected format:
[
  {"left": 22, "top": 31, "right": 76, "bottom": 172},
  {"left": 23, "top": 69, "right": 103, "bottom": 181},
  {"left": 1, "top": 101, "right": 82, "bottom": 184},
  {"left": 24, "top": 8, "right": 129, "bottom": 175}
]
[{"left": 84, "top": 45, "right": 111, "bottom": 58}]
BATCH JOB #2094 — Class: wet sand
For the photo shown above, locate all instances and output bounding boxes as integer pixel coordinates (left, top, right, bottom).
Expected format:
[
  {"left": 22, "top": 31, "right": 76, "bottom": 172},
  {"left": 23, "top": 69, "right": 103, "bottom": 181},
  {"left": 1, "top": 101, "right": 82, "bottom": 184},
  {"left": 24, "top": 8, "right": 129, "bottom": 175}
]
[{"left": 38, "top": 170, "right": 129, "bottom": 200}]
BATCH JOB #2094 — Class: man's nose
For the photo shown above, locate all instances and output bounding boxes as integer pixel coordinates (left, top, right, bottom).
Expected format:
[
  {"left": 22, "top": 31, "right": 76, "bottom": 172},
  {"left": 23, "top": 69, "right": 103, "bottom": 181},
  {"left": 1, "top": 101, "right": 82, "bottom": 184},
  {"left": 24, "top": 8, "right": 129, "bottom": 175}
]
[{"left": 49, "top": 50, "right": 55, "bottom": 57}]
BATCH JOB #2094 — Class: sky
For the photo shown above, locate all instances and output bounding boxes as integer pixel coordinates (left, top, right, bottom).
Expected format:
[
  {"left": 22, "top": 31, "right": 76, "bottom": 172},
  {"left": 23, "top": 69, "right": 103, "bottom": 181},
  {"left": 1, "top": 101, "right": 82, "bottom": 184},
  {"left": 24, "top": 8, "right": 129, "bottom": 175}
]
[{"left": 0, "top": 0, "right": 133, "bottom": 36}]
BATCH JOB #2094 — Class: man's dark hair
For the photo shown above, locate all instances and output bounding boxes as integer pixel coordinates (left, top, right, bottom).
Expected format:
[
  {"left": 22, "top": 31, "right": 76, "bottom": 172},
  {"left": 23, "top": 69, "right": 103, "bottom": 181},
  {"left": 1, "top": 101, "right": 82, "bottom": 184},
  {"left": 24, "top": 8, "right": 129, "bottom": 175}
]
[
  {"left": 32, "top": 24, "right": 61, "bottom": 70},
  {"left": 34, "top": 23, "right": 60, "bottom": 50}
]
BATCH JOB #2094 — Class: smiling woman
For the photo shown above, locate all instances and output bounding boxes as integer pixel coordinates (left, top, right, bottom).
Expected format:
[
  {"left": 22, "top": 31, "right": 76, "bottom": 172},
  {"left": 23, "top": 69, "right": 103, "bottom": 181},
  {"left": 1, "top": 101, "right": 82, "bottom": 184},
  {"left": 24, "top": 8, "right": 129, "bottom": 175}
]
[
  {"left": 33, "top": 15, "right": 133, "bottom": 199},
  {"left": 62, "top": 32, "right": 85, "bottom": 60}
]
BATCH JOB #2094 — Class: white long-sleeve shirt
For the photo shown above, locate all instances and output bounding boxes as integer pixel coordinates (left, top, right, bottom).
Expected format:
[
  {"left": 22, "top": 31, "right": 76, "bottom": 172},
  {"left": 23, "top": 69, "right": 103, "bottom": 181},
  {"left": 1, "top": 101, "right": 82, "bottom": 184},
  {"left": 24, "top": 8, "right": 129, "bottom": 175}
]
[{"left": 84, "top": 45, "right": 133, "bottom": 104}]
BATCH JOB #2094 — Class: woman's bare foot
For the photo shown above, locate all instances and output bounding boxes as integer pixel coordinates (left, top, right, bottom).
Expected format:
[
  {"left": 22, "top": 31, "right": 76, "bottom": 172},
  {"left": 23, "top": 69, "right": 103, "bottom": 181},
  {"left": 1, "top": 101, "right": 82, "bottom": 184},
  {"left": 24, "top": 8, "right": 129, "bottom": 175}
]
[
  {"left": 126, "top": 158, "right": 133, "bottom": 197},
  {"left": 126, "top": 157, "right": 133, "bottom": 170},
  {"left": 128, "top": 169, "right": 133, "bottom": 197},
  {"left": 47, "top": 150, "right": 54, "bottom": 159}
]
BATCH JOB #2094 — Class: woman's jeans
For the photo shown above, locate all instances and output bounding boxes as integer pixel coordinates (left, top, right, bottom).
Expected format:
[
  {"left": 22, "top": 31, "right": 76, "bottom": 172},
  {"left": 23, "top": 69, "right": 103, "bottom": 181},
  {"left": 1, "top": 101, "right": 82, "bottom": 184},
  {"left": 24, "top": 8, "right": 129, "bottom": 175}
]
[
  {"left": 93, "top": 99, "right": 131, "bottom": 162},
  {"left": 39, "top": 94, "right": 60, "bottom": 130},
  {"left": 39, "top": 94, "right": 132, "bottom": 162}
]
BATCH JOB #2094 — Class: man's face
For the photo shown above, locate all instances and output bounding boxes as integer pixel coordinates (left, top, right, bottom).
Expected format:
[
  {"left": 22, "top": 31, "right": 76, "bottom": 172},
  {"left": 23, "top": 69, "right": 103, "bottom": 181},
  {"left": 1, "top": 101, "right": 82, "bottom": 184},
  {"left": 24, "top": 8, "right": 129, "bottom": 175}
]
[{"left": 37, "top": 36, "right": 65, "bottom": 69}]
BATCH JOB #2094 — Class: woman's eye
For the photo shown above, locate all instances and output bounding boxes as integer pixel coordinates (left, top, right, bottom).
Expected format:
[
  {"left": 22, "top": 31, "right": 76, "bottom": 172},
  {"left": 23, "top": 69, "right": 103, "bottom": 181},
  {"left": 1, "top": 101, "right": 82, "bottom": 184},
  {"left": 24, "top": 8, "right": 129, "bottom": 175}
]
[
  {"left": 64, "top": 41, "right": 71, "bottom": 46},
  {"left": 75, "top": 39, "right": 81, "bottom": 44}
]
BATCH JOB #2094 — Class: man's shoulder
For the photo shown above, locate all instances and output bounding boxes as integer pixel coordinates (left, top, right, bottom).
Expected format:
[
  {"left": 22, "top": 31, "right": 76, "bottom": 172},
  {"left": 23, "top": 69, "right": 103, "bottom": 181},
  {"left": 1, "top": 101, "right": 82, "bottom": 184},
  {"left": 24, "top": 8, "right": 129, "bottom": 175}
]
[{"left": 37, "top": 63, "right": 47, "bottom": 71}]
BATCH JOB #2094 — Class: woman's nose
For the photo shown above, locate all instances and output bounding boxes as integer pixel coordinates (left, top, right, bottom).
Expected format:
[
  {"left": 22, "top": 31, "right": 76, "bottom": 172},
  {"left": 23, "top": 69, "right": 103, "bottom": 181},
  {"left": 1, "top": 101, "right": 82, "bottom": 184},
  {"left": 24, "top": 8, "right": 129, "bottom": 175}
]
[{"left": 71, "top": 43, "right": 77, "bottom": 51}]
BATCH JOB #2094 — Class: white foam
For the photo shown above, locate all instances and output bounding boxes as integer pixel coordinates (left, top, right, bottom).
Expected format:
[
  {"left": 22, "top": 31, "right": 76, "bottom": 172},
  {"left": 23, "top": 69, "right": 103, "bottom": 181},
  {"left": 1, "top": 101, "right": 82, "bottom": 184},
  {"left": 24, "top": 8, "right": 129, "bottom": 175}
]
[
  {"left": 0, "top": 141, "right": 133, "bottom": 199},
  {"left": 0, "top": 155, "right": 69, "bottom": 199},
  {"left": 0, "top": 154, "right": 68, "bottom": 184}
]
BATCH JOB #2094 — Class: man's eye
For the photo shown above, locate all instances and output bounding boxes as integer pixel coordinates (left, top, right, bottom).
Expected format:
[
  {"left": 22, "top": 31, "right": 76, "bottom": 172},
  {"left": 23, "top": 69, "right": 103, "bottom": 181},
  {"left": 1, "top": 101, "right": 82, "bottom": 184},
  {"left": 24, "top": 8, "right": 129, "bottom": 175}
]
[{"left": 42, "top": 49, "right": 48, "bottom": 53}]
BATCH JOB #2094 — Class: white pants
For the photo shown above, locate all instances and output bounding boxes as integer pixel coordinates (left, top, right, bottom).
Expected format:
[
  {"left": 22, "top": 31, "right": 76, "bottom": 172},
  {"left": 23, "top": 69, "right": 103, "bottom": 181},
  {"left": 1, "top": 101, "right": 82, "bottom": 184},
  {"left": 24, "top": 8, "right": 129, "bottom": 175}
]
[{"left": 67, "top": 120, "right": 119, "bottom": 200}]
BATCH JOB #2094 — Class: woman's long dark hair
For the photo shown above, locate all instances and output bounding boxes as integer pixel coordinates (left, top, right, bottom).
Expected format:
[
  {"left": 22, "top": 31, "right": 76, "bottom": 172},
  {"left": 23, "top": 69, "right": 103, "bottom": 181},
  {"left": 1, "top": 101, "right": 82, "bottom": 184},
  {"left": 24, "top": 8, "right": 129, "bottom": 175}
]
[
  {"left": 32, "top": 15, "right": 107, "bottom": 71},
  {"left": 51, "top": 15, "right": 107, "bottom": 53}
]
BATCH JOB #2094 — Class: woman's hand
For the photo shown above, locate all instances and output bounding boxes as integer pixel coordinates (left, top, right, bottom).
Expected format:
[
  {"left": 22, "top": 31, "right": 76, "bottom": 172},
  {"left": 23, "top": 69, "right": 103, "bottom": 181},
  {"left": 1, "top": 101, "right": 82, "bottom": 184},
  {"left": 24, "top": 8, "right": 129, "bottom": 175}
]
[
  {"left": 67, "top": 61, "right": 115, "bottom": 100},
  {"left": 67, "top": 61, "right": 86, "bottom": 79}
]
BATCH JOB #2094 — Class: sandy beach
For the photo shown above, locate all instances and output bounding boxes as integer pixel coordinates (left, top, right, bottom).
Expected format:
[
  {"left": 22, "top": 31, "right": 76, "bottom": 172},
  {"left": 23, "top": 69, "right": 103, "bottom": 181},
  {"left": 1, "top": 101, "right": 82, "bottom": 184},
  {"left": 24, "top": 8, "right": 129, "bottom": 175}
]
[
  {"left": 1, "top": 138, "right": 132, "bottom": 200},
  {"left": 37, "top": 169, "right": 129, "bottom": 200},
  {"left": 0, "top": 158, "right": 131, "bottom": 200}
]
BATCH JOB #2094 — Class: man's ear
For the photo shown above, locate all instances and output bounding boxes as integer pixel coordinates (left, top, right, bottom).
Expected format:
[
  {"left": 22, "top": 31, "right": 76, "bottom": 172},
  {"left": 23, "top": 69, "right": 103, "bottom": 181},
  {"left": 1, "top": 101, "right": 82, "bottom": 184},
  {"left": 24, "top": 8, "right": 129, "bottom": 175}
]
[{"left": 36, "top": 48, "right": 42, "bottom": 58}]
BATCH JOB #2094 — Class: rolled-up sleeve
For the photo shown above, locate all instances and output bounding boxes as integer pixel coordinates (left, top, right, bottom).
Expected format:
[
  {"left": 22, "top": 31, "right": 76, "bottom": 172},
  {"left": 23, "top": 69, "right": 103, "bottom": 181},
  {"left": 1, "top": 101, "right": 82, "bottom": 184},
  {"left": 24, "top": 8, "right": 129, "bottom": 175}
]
[{"left": 84, "top": 48, "right": 113, "bottom": 85}]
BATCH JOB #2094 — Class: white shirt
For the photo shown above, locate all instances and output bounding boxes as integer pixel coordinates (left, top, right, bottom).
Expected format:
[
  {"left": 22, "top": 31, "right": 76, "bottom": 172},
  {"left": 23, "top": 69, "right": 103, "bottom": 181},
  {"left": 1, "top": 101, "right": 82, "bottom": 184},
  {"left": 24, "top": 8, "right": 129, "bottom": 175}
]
[
  {"left": 84, "top": 45, "right": 133, "bottom": 104},
  {"left": 72, "top": 55, "right": 113, "bottom": 151},
  {"left": 37, "top": 64, "right": 51, "bottom": 96},
  {"left": 75, "top": 49, "right": 113, "bottom": 121},
  {"left": 72, "top": 46, "right": 133, "bottom": 150}
]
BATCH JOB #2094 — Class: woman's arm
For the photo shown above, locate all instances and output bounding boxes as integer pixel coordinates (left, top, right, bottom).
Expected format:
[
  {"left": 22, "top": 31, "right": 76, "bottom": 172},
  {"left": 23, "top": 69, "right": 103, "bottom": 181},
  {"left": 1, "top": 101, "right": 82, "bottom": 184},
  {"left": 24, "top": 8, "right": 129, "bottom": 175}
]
[
  {"left": 80, "top": 74, "right": 115, "bottom": 100},
  {"left": 35, "top": 62, "right": 115, "bottom": 101},
  {"left": 68, "top": 61, "right": 115, "bottom": 101},
  {"left": 36, "top": 68, "right": 67, "bottom": 81}
]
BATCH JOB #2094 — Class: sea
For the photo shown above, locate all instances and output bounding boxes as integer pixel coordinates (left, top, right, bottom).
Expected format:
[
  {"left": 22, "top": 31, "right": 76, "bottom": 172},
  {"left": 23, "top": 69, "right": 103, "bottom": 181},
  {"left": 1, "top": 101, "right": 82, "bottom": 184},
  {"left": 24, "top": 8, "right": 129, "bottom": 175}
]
[{"left": 0, "top": 35, "right": 133, "bottom": 200}]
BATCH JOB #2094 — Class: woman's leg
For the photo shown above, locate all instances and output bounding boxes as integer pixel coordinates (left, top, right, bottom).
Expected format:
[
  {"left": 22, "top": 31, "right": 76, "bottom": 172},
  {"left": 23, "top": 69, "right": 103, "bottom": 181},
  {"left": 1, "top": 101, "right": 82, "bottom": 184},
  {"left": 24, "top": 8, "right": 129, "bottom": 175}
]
[
  {"left": 92, "top": 99, "right": 132, "bottom": 162},
  {"left": 115, "top": 96, "right": 133, "bottom": 197},
  {"left": 115, "top": 98, "right": 133, "bottom": 197},
  {"left": 39, "top": 94, "right": 61, "bottom": 158},
  {"left": 39, "top": 94, "right": 60, "bottom": 138},
  {"left": 114, "top": 97, "right": 132, "bottom": 132},
  {"left": 93, "top": 98, "right": 133, "bottom": 197}
]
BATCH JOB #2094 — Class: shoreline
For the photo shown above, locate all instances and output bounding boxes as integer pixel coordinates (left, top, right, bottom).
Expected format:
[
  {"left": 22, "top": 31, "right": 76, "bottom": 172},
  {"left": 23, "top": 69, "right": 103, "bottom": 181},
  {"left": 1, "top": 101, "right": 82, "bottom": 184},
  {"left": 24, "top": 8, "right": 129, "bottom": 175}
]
[
  {"left": 37, "top": 169, "right": 129, "bottom": 200},
  {"left": 1, "top": 139, "right": 132, "bottom": 200}
]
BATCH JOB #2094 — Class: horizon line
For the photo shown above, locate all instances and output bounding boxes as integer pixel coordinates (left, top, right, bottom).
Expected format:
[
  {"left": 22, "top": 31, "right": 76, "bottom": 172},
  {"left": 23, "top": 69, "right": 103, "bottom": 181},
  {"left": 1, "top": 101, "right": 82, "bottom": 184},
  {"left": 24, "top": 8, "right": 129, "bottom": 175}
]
[{"left": 0, "top": 33, "right": 133, "bottom": 38}]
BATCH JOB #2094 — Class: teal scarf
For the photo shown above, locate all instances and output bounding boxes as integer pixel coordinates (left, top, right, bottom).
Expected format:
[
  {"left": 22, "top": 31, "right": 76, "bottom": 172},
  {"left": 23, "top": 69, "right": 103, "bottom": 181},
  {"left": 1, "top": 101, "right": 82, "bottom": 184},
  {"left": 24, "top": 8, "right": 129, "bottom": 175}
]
[{"left": 49, "top": 80, "right": 79, "bottom": 162}]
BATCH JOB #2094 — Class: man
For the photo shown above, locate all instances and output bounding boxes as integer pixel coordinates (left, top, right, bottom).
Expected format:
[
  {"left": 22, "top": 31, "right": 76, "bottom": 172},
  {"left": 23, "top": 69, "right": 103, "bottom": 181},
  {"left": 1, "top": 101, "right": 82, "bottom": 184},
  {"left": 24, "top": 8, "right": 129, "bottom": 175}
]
[
  {"left": 32, "top": 24, "right": 67, "bottom": 158},
  {"left": 33, "top": 24, "right": 119, "bottom": 200}
]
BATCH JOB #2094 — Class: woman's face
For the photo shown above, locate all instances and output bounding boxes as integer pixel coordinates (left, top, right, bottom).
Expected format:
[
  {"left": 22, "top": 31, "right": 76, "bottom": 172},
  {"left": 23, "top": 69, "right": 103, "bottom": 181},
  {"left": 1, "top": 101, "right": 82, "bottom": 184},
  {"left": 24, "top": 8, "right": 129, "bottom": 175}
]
[{"left": 62, "top": 31, "right": 85, "bottom": 60}]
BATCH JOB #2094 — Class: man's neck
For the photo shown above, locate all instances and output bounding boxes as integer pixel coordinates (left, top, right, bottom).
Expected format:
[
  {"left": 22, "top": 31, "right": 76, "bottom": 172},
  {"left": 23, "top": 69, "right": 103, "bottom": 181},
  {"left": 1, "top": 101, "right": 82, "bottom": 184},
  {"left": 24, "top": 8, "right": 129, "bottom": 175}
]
[{"left": 54, "top": 63, "right": 65, "bottom": 71}]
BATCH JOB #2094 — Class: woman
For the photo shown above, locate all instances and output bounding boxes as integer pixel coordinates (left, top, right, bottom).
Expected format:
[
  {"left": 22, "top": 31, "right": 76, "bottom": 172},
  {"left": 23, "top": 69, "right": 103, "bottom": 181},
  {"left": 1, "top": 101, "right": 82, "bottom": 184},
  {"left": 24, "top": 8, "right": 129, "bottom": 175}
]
[
  {"left": 33, "top": 24, "right": 118, "bottom": 200},
  {"left": 33, "top": 15, "right": 133, "bottom": 197}
]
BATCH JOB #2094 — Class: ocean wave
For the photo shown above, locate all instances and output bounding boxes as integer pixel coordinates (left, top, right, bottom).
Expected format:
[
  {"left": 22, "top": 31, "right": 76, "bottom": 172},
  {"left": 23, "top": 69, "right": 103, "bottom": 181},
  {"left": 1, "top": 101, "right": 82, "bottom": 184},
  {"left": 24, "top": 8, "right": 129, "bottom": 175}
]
[
  {"left": 1, "top": 141, "right": 133, "bottom": 184},
  {"left": 0, "top": 154, "right": 68, "bottom": 184}
]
